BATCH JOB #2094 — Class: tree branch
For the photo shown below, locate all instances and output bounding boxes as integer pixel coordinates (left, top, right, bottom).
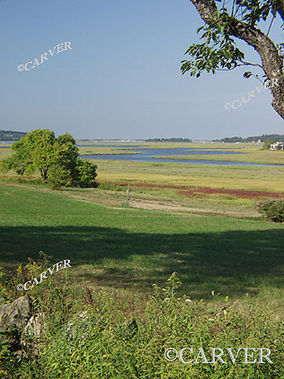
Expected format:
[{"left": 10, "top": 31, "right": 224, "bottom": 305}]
[{"left": 189, "top": 0, "right": 284, "bottom": 118}]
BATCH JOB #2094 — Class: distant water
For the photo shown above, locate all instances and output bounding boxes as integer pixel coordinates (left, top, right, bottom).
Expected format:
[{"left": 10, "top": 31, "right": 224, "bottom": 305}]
[{"left": 80, "top": 147, "right": 283, "bottom": 167}]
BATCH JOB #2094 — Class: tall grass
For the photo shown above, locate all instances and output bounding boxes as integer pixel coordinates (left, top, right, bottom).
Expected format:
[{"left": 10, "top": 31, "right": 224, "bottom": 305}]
[{"left": 1, "top": 268, "right": 283, "bottom": 378}]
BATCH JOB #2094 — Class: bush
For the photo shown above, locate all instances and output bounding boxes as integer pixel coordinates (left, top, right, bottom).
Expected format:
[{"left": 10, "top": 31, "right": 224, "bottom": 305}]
[
  {"left": 74, "top": 159, "right": 97, "bottom": 188},
  {"left": 257, "top": 199, "right": 284, "bottom": 222}
]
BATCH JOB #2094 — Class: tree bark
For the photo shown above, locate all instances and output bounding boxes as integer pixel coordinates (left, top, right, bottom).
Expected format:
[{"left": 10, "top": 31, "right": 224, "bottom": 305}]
[
  {"left": 189, "top": 0, "right": 284, "bottom": 119},
  {"left": 40, "top": 168, "right": 48, "bottom": 182},
  {"left": 275, "top": 0, "right": 284, "bottom": 20}
]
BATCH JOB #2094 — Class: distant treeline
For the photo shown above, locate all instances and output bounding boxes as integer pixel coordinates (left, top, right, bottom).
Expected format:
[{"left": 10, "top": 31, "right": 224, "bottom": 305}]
[
  {"left": 146, "top": 138, "right": 192, "bottom": 142},
  {"left": 0, "top": 130, "right": 27, "bottom": 141},
  {"left": 214, "top": 134, "right": 284, "bottom": 143}
]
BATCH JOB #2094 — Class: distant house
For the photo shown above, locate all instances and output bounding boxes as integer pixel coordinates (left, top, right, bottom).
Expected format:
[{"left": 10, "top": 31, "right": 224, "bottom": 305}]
[{"left": 270, "top": 142, "right": 284, "bottom": 150}]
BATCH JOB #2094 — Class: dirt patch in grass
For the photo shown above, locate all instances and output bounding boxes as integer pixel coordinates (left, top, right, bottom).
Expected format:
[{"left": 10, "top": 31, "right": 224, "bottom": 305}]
[{"left": 129, "top": 199, "right": 259, "bottom": 218}]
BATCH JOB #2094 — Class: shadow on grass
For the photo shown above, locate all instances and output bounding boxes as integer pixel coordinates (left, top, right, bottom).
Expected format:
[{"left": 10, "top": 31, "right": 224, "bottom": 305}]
[{"left": 0, "top": 226, "right": 283, "bottom": 298}]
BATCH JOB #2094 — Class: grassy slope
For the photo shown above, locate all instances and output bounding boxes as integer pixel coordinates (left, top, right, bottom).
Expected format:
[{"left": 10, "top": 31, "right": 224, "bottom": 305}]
[{"left": 1, "top": 182, "right": 283, "bottom": 301}]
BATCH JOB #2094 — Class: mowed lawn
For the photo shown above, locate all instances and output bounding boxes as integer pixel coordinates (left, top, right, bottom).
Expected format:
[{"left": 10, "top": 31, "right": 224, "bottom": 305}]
[{"left": 0, "top": 182, "right": 283, "bottom": 300}]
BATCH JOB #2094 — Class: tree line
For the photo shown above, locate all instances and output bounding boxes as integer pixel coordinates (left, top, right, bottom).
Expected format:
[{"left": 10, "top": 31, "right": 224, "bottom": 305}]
[
  {"left": 0, "top": 130, "right": 27, "bottom": 141},
  {"left": 213, "top": 134, "right": 284, "bottom": 143},
  {"left": 146, "top": 138, "right": 192, "bottom": 142}
]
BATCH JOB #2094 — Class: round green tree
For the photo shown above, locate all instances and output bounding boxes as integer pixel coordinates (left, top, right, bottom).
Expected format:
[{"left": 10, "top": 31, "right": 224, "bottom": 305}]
[{"left": 0, "top": 129, "right": 97, "bottom": 189}]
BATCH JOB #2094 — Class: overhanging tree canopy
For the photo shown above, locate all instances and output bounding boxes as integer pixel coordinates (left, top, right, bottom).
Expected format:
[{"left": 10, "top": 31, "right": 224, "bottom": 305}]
[{"left": 182, "top": 0, "right": 284, "bottom": 118}]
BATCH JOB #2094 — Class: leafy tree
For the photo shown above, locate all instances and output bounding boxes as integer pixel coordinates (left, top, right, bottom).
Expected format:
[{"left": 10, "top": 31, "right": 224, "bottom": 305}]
[
  {"left": 47, "top": 163, "right": 73, "bottom": 190},
  {"left": 74, "top": 159, "right": 97, "bottom": 187},
  {"left": 24, "top": 129, "right": 57, "bottom": 181},
  {"left": 182, "top": 0, "right": 284, "bottom": 118},
  {"left": 0, "top": 129, "right": 97, "bottom": 188}
]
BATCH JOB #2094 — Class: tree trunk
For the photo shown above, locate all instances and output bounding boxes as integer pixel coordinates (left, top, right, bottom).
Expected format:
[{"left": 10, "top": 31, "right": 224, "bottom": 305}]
[
  {"left": 189, "top": 0, "right": 284, "bottom": 119},
  {"left": 40, "top": 168, "right": 48, "bottom": 182},
  {"left": 275, "top": 0, "right": 284, "bottom": 20}
]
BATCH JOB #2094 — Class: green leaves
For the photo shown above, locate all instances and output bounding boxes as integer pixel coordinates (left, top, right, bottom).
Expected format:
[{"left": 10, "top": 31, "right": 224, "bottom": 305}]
[
  {"left": 235, "top": 0, "right": 272, "bottom": 26},
  {"left": 0, "top": 129, "right": 97, "bottom": 189},
  {"left": 74, "top": 159, "right": 97, "bottom": 188},
  {"left": 181, "top": 7, "right": 247, "bottom": 78},
  {"left": 181, "top": 1, "right": 281, "bottom": 78},
  {"left": 181, "top": 38, "right": 244, "bottom": 76}
]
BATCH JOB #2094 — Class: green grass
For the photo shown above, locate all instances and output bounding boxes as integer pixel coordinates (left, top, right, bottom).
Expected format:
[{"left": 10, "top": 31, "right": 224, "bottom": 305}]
[
  {"left": 0, "top": 181, "right": 283, "bottom": 378},
  {"left": 155, "top": 150, "right": 284, "bottom": 165},
  {"left": 94, "top": 159, "right": 284, "bottom": 192},
  {"left": 0, "top": 147, "right": 12, "bottom": 160},
  {"left": 0, "top": 182, "right": 283, "bottom": 300},
  {"left": 2, "top": 142, "right": 284, "bottom": 192}
]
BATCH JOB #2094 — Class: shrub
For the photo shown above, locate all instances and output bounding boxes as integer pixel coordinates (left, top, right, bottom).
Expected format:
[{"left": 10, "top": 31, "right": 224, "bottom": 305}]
[
  {"left": 257, "top": 199, "right": 284, "bottom": 222},
  {"left": 74, "top": 159, "right": 97, "bottom": 187}
]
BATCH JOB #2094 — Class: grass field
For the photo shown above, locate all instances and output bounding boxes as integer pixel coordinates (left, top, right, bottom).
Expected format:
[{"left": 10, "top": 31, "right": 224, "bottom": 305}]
[
  {"left": 0, "top": 144, "right": 283, "bottom": 378},
  {"left": 1, "top": 182, "right": 283, "bottom": 301}
]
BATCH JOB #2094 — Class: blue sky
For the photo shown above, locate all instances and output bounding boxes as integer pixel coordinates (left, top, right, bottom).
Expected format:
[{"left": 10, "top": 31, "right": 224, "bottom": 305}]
[{"left": 0, "top": 0, "right": 283, "bottom": 140}]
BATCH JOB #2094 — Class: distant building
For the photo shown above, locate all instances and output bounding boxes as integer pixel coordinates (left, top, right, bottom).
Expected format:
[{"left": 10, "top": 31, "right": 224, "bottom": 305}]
[{"left": 270, "top": 142, "right": 284, "bottom": 150}]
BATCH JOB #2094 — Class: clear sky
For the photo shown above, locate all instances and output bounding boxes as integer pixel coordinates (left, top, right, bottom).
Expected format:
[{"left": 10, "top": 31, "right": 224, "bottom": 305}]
[{"left": 0, "top": 0, "right": 283, "bottom": 140}]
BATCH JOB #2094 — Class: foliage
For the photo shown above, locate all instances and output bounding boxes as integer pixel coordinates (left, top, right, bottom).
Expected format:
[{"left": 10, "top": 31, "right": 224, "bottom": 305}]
[
  {"left": 47, "top": 164, "right": 72, "bottom": 190},
  {"left": 263, "top": 140, "right": 274, "bottom": 149},
  {"left": 181, "top": 2, "right": 283, "bottom": 77},
  {"left": 74, "top": 159, "right": 97, "bottom": 188},
  {"left": 146, "top": 138, "right": 192, "bottom": 142},
  {"left": 0, "top": 129, "right": 97, "bottom": 189},
  {"left": 257, "top": 199, "right": 284, "bottom": 222},
  {"left": 213, "top": 134, "right": 284, "bottom": 143},
  {"left": 0, "top": 273, "right": 282, "bottom": 378}
]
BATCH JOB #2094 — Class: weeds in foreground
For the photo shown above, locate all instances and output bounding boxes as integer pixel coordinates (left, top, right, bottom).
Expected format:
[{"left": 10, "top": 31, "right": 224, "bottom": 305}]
[{"left": 0, "top": 267, "right": 283, "bottom": 378}]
